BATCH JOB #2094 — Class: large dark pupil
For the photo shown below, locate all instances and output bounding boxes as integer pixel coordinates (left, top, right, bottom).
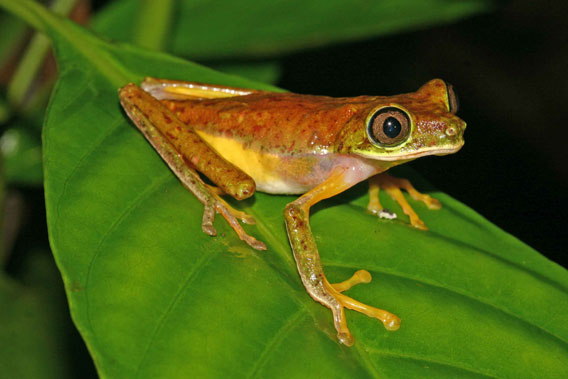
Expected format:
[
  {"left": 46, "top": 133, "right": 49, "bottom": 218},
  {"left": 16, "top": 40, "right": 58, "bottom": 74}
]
[{"left": 383, "top": 117, "right": 401, "bottom": 138}]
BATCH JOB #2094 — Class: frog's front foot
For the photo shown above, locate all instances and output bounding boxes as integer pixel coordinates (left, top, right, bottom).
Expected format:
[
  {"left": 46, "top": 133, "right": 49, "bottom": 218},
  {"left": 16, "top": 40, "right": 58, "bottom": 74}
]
[
  {"left": 285, "top": 189, "right": 400, "bottom": 346},
  {"left": 322, "top": 270, "right": 400, "bottom": 346},
  {"left": 367, "top": 173, "right": 441, "bottom": 230}
]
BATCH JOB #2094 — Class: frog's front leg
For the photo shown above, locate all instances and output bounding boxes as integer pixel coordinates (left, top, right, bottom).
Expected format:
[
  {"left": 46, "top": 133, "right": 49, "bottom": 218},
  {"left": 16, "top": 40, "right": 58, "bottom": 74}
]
[
  {"left": 367, "top": 173, "right": 441, "bottom": 230},
  {"left": 284, "top": 168, "right": 400, "bottom": 346},
  {"left": 119, "top": 84, "right": 266, "bottom": 250}
]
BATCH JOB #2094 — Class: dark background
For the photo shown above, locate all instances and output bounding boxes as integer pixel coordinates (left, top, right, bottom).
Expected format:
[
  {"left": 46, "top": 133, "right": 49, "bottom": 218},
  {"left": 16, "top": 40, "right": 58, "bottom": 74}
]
[{"left": 275, "top": 0, "right": 568, "bottom": 268}]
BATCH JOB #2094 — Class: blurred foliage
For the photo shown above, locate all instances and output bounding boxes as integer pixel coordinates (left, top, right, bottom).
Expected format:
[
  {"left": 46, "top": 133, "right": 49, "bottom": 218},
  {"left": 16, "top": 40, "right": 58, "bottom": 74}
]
[
  {"left": 1, "top": 250, "right": 73, "bottom": 378},
  {"left": 91, "top": 0, "right": 492, "bottom": 59}
]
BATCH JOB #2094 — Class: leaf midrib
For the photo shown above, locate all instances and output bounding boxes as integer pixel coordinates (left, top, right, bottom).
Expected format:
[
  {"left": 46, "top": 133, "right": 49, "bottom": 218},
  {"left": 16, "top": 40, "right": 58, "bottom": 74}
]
[
  {"left": 245, "top": 204, "right": 546, "bottom": 376},
  {"left": 13, "top": 0, "right": 132, "bottom": 86},
  {"left": 328, "top": 259, "right": 568, "bottom": 349},
  {"left": 83, "top": 173, "right": 173, "bottom": 365},
  {"left": 246, "top": 308, "right": 307, "bottom": 378},
  {"left": 364, "top": 347, "right": 499, "bottom": 378},
  {"left": 318, "top": 197, "right": 568, "bottom": 346},
  {"left": 134, "top": 236, "right": 223, "bottom": 376}
]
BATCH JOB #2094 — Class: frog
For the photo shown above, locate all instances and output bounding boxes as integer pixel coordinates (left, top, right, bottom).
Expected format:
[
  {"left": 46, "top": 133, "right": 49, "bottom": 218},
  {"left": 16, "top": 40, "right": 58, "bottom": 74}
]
[{"left": 118, "top": 77, "right": 465, "bottom": 346}]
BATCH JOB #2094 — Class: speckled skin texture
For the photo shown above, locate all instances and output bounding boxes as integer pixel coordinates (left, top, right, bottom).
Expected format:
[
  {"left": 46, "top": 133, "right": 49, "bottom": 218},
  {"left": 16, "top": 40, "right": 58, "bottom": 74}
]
[
  {"left": 159, "top": 79, "right": 465, "bottom": 194},
  {"left": 162, "top": 79, "right": 464, "bottom": 159}
]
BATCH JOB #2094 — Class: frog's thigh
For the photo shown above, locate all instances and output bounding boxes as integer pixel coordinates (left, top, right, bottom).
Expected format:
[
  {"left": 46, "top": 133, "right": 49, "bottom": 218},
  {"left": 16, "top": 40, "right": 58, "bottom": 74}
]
[{"left": 284, "top": 169, "right": 400, "bottom": 346}]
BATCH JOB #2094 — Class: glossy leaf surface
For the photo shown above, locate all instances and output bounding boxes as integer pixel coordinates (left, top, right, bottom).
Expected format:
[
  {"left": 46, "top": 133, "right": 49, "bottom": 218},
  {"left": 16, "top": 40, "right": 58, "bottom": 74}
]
[{"left": 2, "top": 1, "right": 567, "bottom": 378}]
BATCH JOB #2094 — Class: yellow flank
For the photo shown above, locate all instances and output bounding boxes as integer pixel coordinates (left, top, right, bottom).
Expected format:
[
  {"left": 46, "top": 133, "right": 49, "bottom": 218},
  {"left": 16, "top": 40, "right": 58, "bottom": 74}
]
[{"left": 195, "top": 130, "right": 286, "bottom": 193}]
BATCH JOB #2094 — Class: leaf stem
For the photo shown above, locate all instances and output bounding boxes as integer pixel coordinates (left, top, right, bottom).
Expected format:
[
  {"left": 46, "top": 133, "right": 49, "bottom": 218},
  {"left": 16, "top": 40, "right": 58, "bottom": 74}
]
[
  {"left": 0, "top": 0, "right": 132, "bottom": 86},
  {"left": 0, "top": 0, "right": 47, "bottom": 33},
  {"left": 133, "top": 0, "right": 176, "bottom": 51},
  {"left": 4, "top": 0, "right": 77, "bottom": 108}
]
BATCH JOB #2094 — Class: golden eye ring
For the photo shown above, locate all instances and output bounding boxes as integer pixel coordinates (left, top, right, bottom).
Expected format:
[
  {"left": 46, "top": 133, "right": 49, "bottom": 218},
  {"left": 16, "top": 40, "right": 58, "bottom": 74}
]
[{"left": 367, "top": 107, "right": 411, "bottom": 147}]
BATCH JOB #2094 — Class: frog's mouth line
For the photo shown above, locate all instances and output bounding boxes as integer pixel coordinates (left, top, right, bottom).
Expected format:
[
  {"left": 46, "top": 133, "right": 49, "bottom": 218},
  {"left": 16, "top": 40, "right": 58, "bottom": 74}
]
[{"left": 355, "top": 144, "right": 464, "bottom": 161}]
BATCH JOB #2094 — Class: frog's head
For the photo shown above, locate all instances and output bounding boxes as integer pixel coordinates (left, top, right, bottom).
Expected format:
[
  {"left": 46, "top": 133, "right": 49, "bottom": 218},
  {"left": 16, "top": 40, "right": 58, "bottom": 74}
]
[{"left": 336, "top": 79, "right": 466, "bottom": 165}]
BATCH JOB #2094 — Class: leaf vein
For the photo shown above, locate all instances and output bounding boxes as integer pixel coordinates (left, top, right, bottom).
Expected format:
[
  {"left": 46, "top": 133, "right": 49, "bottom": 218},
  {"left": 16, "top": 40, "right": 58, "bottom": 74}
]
[
  {"left": 134, "top": 241, "right": 221, "bottom": 376},
  {"left": 247, "top": 308, "right": 306, "bottom": 378},
  {"left": 353, "top": 343, "right": 384, "bottom": 378},
  {"left": 364, "top": 347, "right": 498, "bottom": 378},
  {"left": 53, "top": 116, "right": 123, "bottom": 239},
  {"left": 82, "top": 172, "right": 172, "bottom": 361}
]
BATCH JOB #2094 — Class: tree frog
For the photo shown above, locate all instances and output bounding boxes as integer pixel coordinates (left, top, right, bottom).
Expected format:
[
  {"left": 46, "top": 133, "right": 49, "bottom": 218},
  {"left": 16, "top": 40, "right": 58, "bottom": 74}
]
[{"left": 118, "top": 78, "right": 465, "bottom": 346}]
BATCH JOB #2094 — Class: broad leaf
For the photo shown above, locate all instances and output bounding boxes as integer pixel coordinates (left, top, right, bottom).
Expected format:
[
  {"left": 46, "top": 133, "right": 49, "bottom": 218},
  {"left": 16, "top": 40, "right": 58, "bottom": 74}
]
[
  {"left": 1, "top": 1, "right": 567, "bottom": 378},
  {"left": 92, "top": 0, "right": 493, "bottom": 59}
]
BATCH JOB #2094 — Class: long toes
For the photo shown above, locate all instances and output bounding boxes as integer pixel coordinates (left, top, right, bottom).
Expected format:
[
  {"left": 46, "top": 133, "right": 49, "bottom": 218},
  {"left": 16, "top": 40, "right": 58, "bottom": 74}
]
[
  {"left": 353, "top": 270, "right": 372, "bottom": 284},
  {"left": 246, "top": 237, "right": 267, "bottom": 251},
  {"left": 426, "top": 197, "right": 442, "bottom": 210},
  {"left": 337, "top": 331, "right": 354, "bottom": 346},
  {"left": 410, "top": 217, "right": 428, "bottom": 230},
  {"left": 201, "top": 224, "right": 217, "bottom": 236},
  {"left": 383, "top": 314, "right": 401, "bottom": 331},
  {"left": 332, "top": 270, "right": 373, "bottom": 292},
  {"left": 238, "top": 212, "right": 256, "bottom": 225}
]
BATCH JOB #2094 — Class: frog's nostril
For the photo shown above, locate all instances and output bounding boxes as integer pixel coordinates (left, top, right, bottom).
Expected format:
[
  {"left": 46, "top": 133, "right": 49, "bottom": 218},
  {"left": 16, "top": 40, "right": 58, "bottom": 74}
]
[{"left": 445, "top": 126, "right": 457, "bottom": 137}]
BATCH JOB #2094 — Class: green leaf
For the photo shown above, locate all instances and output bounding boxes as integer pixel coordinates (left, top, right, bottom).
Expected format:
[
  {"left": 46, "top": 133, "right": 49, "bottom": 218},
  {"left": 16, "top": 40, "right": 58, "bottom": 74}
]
[
  {"left": 92, "top": 0, "right": 493, "bottom": 59},
  {"left": 2, "top": 1, "right": 567, "bottom": 378}
]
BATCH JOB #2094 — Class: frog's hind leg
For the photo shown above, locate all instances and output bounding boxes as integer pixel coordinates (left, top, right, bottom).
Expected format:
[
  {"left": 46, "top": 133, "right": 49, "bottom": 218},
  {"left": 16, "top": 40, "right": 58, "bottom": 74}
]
[
  {"left": 367, "top": 173, "right": 441, "bottom": 230},
  {"left": 119, "top": 84, "right": 265, "bottom": 251},
  {"left": 285, "top": 168, "right": 400, "bottom": 346}
]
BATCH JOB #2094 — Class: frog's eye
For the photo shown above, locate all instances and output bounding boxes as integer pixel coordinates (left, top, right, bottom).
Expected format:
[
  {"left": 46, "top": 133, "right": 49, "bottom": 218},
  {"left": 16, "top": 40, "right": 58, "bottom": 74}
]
[
  {"left": 447, "top": 83, "right": 459, "bottom": 114},
  {"left": 367, "top": 107, "right": 411, "bottom": 147}
]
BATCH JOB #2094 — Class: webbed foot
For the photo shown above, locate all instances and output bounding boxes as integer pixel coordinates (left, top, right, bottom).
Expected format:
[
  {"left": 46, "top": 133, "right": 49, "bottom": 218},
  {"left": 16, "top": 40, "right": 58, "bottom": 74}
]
[{"left": 368, "top": 173, "right": 441, "bottom": 230}]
